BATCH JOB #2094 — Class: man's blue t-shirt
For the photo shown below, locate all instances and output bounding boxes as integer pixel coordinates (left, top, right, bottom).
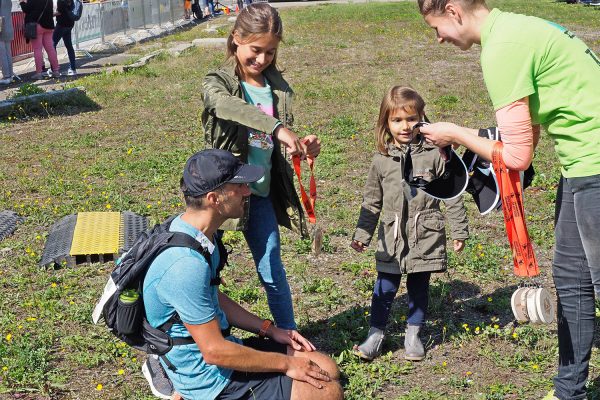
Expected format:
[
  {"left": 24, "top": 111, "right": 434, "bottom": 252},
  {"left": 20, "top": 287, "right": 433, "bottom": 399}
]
[{"left": 143, "top": 215, "right": 242, "bottom": 400}]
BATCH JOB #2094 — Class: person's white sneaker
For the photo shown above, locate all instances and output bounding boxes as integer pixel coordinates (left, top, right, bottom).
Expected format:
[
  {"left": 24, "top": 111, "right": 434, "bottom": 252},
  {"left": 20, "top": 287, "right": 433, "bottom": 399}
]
[
  {"left": 67, "top": 68, "right": 77, "bottom": 76},
  {"left": 0, "top": 77, "right": 11, "bottom": 85}
]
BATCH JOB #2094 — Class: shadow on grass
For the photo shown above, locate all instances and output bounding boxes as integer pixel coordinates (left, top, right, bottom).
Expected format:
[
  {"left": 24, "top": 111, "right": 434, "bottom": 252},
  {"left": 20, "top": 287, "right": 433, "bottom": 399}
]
[
  {"left": 1, "top": 88, "right": 101, "bottom": 122},
  {"left": 299, "top": 279, "right": 521, "bottom": 357}
]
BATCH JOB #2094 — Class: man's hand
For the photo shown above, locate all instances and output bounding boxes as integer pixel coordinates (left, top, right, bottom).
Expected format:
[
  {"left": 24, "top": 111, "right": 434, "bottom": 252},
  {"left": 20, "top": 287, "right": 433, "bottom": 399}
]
[
  {"left": 270, "top": 327, "right": 316, "bottom": 352},
  {"left": 350, "top": 240, "right": 366, "bottom": 253},
  {"left": 453, "top": 239, "right": 465, "bottom": 252},
  {"left": 301, "top": 134, "right": 321, "bottom": 158},
  {"left": 285, "top": 356, "right": 331, "bottom": 389}
]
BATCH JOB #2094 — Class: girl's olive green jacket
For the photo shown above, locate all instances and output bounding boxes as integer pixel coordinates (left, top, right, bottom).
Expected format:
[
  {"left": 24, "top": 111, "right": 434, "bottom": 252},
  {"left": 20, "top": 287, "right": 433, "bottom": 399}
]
[
  {"left": 201, "top": 63, "right": 308, "bottom": 237},
  {"left": 353, "top": 143, "right": 469, "bottom": 274}
]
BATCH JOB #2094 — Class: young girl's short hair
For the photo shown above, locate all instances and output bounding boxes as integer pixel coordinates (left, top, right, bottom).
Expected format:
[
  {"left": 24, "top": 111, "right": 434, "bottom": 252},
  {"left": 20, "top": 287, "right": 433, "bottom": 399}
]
[
  {"left": 226, "top": 3, "right": 283, "bottom": 72},
  {"left": 376, "top": 86, "right": 425, "bottom": 155},
  {"left": 418, "top": 0, "right": 487, "bottom": 15}
]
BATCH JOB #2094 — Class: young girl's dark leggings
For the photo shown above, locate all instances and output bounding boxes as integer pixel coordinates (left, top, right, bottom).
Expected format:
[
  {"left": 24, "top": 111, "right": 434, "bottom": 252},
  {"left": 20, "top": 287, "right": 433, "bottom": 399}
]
[{"left": 370, "top": 271, "right": 431, "bottom": 330}]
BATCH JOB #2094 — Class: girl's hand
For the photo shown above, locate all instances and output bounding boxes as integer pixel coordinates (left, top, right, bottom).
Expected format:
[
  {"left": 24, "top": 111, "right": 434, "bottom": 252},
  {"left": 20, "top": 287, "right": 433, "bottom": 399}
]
[
  {"left": 453, "top": 239, "right": 465, "bottom": 252},
  {"left": 270, "top": 327, "right": 316, "bottom": 352},
  {"left": 301, "top": 135, "right": 321, "bottom": 158},
  {"left": 274, "top": 126, "right": 304, "bottom": 157},
  {"left": 419, "top": 122, "right": 464, "bottom": 148},
  {"left": 351, "top": 240, "right": 366, "bottom": 253}
]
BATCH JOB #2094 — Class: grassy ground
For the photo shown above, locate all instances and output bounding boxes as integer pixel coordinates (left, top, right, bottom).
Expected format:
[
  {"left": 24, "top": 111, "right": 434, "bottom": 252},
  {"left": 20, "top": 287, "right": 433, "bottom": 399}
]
[{"left": 1, "top": 0, "right": 600, "bottom": 398}]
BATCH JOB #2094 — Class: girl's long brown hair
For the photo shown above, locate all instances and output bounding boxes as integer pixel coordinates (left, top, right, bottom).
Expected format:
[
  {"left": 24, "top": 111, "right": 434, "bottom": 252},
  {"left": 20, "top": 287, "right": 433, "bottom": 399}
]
[
  {"left": 376, "top": 86, "right": 426, "bottom": 155},
  {"left": 226, "top": 3, "right": 283, "bottom": 76}
]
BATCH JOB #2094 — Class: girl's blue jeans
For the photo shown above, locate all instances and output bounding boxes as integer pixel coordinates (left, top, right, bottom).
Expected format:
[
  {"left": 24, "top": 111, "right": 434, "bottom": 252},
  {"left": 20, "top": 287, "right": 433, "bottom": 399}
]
[
  {"left": 244, "top": 195, "right": 296, "bottom": 330},
  {"left": 370, "top": 271, "right": 431, "bottom": 330},
  {"left": 553, "top": 174, "right": 600, "bottom": 400}
]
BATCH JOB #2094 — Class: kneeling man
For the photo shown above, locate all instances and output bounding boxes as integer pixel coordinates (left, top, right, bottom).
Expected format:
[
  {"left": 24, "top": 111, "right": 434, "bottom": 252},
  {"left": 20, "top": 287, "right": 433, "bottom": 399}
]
[{"left": 143, "top": 149, "right": 343, "bottom": 400}]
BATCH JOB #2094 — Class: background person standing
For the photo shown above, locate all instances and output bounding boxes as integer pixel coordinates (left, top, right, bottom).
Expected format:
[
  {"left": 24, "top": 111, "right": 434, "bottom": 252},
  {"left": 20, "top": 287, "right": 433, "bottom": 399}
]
[
  {"left": 0, "top": 0, "right": 15, "bottom": 84},
  {"left": 53, "top": 0, "right": 77, "bottom": 76},
  {"left": 20, "top": 0, "right": 60, "bottom": 79}
]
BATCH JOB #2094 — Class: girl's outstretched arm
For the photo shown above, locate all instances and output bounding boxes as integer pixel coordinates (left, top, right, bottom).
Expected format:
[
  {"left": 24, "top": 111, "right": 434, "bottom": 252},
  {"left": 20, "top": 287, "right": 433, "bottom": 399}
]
[{"left": 202, "top": 72, "right": 281, "bottom": 135}]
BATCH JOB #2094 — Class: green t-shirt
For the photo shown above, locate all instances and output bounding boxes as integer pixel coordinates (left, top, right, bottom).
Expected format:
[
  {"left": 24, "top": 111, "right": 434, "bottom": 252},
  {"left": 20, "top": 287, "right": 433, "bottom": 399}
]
[
  {"left": 480, "top": 8, "right": 600, "bottom": 178},
  {"left": 241, "top": 80, "right": 275, "bottom": 197}
]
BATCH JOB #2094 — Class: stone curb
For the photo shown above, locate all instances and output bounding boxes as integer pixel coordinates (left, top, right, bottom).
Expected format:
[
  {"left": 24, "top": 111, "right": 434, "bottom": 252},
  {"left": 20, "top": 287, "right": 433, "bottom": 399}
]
[{"left": 0, "top": 87, "right": 89, "bottom": 119}]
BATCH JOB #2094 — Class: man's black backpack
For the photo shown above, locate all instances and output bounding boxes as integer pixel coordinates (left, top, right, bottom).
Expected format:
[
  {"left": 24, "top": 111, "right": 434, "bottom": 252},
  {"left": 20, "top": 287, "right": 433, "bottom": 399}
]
[
  {"left": 67, "top": 0, "right": 83, "bottom": 22},
  {"left": 92, "top": 215, "right": 228, "bottom": 369}
]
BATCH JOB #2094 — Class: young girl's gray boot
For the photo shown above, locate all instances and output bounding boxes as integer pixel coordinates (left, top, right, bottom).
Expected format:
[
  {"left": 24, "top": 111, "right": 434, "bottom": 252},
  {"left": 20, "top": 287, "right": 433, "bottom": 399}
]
[
  {"left": 404, "top": 324, "right": 425, "bottom": 361},
  {"left": 353, "top": 327, "right": 384, "bottom": 361}
]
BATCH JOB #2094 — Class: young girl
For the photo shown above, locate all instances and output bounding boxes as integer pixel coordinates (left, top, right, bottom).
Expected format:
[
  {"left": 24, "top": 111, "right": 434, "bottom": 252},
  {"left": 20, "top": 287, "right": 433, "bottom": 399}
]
[
  {"left": 201, "top": 3, "right": 320, "bottom": 333},
  {"left": 417, "top": 1, "right": 600, "bottom": 397},
  {"left": 352, "top": 86, "right": 468, "bottom": 361}
]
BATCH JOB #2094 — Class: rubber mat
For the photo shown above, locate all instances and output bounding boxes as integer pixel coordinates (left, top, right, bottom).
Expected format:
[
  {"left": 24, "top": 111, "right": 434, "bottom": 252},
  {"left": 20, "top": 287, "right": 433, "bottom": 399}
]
[
  {"left": 39, "top": 214, "right": 77, "bottom": 268},
  {"left": 70, "top": 212, "right": 121, "bottom": 256},
  {"left": 121, "top": 211, "right": 148, "bottom": 252},
  {"left": 0, "top": 211, "right": 23, "bottom": 241}
]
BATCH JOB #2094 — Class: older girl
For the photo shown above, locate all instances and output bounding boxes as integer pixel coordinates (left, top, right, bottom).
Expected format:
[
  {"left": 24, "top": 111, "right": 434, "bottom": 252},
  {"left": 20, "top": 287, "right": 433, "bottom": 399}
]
[{"left": 202, "top": 3, "right": 320, "bottom": 333}]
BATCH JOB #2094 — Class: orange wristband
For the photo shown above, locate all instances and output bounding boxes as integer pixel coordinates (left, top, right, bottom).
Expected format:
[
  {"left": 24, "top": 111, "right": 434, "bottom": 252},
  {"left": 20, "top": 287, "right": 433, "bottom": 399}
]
[{"left": 258, "top": 319, "right": 272, "bottom": 338}]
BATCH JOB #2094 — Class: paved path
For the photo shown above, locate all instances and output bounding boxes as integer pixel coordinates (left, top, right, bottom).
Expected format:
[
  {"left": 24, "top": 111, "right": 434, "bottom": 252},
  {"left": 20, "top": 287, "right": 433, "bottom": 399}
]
[{"left": 0, "top": 0, "right": 411, "bottom": 101}]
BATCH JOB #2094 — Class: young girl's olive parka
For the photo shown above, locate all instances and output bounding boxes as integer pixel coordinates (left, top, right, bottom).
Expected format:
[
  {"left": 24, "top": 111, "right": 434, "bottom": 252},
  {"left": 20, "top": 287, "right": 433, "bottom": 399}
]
[
  {"left": 201, "top": 63, "right": 308, "bottom": 237},
  {"left": 353, "top": 143, "right": 469, "bottom": 274}
]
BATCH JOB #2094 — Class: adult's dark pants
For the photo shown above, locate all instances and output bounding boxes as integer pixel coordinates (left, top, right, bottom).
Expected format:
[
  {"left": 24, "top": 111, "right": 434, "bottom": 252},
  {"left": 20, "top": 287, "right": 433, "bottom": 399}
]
[
  {"left": 553, "top": 174, "right": 600, "bottom": 400},
  {"left": 52, "top": 25, "right": 76, "bottom": 71}
]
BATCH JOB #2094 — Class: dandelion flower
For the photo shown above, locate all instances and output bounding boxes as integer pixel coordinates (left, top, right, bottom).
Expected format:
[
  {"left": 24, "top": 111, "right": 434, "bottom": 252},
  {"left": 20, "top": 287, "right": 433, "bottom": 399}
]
[
  {"left": 442, "top": 361, "right": 447, "bottom": 367},
  {"left": 5, "top": 334, "right": 12, "bottom": 342},
  {"left": 487, "top": 297, "right": 492, "bottom": 302},
  {"left": 118, "top": 369, "right": 125, "bottom": 375},
  {"left": 96, "top": 383, "right": 103, "bottom": 390},
  {"left": 51, "top": 283, "right": 57, "bottom": 288}
]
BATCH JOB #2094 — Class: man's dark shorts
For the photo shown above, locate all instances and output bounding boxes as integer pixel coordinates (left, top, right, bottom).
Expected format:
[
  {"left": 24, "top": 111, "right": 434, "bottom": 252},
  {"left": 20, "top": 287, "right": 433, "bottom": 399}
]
[{"left": 216, "top": 337, "right": 293, "bottom": 400}]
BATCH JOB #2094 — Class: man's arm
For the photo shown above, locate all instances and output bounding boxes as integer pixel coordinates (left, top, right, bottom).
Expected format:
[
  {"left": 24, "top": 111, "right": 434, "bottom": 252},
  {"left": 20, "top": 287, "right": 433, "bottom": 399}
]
[
  {"left": 217, "top": 291, "right": 315, "bottom": 351},
  {"left": 183, "top": 319, "right": 330, "bottom": 388}
]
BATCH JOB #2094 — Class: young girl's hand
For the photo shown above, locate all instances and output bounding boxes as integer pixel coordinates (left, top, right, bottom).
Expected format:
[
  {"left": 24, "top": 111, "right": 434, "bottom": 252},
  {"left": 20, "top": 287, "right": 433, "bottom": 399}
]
[
  {"left": 274, "top": 126, "right": 304, "bottom": 157},
  {"left": 351, "top": 240, "right": 366, "bottom": 253},
  {"left": 453, "top": 239, "right": 465, "bottom": 252},
  {"left": 301, "top": 135, "right": 321, "bottom": 158}
]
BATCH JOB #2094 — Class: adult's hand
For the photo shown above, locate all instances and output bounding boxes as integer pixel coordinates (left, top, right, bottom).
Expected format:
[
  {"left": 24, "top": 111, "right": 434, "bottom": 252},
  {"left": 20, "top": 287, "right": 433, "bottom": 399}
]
[
  {"left": 418, "top": 122, "right": 464, "bottom": 148},
  {"left": 270, "top": 327, "right": 316, "bottom": 352},
  {"left": 274, "top": 126, "right": 303, "bottom": 157},
  {"left": 285, "top": 356, "right": 331, "bottom": 389},
  {"left": 301, "top": 134, "right": 321, "bottom": 158}
]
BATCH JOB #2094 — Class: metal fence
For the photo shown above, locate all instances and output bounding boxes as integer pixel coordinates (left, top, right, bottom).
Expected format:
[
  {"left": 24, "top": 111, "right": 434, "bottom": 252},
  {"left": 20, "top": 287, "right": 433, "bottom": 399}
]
[{"left": 11, "top": 0, "right": 188, "bottom": 62}]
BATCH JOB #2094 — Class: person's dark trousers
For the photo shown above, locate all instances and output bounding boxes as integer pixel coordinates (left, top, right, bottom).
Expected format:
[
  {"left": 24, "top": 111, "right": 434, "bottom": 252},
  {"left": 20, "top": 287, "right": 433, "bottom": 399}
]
[
  {"left": 52, "top": 25, "right": 76, "bottom": 71},
  {"left": 370, "top": 271, "right": 431, "bottom": 330},
  {"left": 553, "top": 174, "right": 600, "bottom": 400}
]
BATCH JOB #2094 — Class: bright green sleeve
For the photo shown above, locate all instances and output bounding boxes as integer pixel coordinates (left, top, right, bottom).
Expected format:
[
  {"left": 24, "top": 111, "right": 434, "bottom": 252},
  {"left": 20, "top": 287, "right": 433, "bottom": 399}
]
[{"left": 481, "top": 42, "right": 537, "bottom": 110}]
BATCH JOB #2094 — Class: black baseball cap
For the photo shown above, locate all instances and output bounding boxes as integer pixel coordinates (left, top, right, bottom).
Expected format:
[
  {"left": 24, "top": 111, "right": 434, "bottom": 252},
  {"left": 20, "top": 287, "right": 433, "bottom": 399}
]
[
  {"left": 404, "top": 122, "right": 469, "bottom": 200},
  {"left": 182, "top": 149, "right": 264, "bottom": 197}
]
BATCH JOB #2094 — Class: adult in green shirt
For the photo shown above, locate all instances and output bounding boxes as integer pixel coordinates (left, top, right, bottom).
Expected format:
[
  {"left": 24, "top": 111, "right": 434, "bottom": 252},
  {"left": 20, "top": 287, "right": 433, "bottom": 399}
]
[{"left": 416, "top": 1, "right": 600, "bottom": 399}]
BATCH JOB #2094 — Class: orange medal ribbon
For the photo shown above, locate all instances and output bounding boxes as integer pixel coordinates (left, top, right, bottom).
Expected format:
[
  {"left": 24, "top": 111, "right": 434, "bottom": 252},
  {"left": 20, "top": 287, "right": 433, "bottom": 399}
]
[
  {"left": 491, "top": 142, "right": 539, "bottom": 277},
  {"left": 292, "top": 155, "right": 317, "bottom": 224}
]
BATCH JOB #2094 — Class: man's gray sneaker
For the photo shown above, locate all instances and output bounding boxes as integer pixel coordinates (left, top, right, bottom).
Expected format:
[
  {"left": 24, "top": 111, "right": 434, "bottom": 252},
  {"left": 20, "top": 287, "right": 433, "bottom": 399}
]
[
  {"left": 353, "top": 327, "right": 385, "bottom": 361},
  {"left": 142, "top": 355, "right": 174, "bottom": 399},
  {"left": 404, "top": 324, "right": 425, "bottom": 361}
]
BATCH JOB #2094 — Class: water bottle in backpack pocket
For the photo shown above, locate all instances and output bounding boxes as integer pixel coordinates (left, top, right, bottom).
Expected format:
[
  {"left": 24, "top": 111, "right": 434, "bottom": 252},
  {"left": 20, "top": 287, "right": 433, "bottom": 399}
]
[{"left": 116, "top": 289, "right": 143, "bottom": 335}]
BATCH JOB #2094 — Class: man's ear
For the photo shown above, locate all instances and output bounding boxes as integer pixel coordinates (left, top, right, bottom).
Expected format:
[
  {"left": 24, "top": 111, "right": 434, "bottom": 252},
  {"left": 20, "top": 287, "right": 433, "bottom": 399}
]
[{"left": 205, "top": 191, "right": 220, "bottom": 207}]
